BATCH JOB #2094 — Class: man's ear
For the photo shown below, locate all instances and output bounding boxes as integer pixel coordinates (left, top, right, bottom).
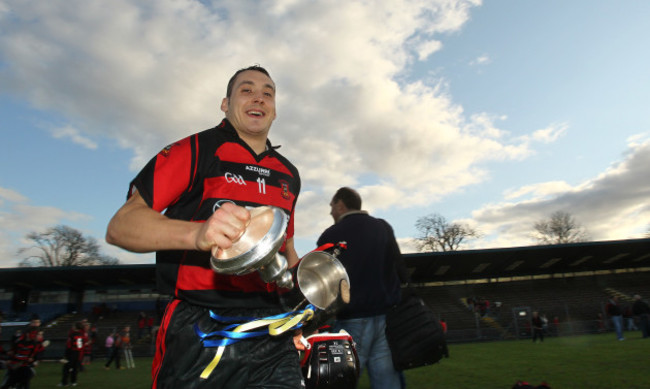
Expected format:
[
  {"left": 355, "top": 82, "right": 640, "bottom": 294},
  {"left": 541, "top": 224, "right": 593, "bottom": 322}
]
[{"left": 221, "top": 97, "right": 229, "bottom": 113}]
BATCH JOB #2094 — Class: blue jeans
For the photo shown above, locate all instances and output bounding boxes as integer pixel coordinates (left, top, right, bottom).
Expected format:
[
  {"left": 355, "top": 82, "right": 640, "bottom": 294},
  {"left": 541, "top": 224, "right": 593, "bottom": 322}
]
[
  {"left": 333, "top": 315, "right": 402, "bottom": 389},
  {"left": 611, "top": 315, "right": 624, "bottom": 340}
]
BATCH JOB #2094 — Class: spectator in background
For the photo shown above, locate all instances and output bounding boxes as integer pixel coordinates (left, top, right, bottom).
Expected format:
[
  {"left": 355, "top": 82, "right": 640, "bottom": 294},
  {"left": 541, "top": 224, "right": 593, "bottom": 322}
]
[
  {"left": 104, "top": 329, "right": 122, "bottom": 370},
  {"left": 121, "top": 326, "right": 132, "bottom": 369},
  {"left": 82, "top": 323, "right": 97, "bottom": 367},
  {"left": 531, "top": 311, "right": 544, "bottom": 343},
  {"left": 478, "top": 297, "right": 488, "bottom": 317},
  {"left": 492, "top": 301, "right": 502, "bottom": 316},
  {"left": 605, "top": 296, "right": 625, "bottom": 341},
  {"left": 596, "top": 313, "right": 606, "bottom": 333},
  {"left": 318, "top": 187, "right": 406, "bottom": 389},
  {"left": 137, "top": 312, "right": 147, "bottom": 340},
  {"left": 146, "top": 316, "right": 154, "bottom": 338},
  {"left": 440, "top": 319, "right": 449, "bottom": 358},
  {"left": 59, "top": 321, "right": 86, "bottom": 387},
  {"left": 466, "top": 297, "right": 475, "bottom": 312},
  {"left": 2, "top": 323, "right": 46, "bottom": 389},
  {"left": 28, "top": 315, "right": 41, "bottom": 329},
  {"left": 552, "top": 316, "right": 560, "bottom": 337},
  {"left": 121, "top": 327, "right": 131, "bottom": 350},
  {"left": 10, "top": 329, "right": 22, "bottom": 348},
  {"left": 632, "top": 294, "right": 650, "bottom": 338},
  {"left": 104, "top": 329, "right": 116, "bottom": 363},
  {"left": 623, "top": 305, "right": 637, "bottom": 331},
  {"left": 90, "top": 305, "right": 102, "bottom": 323}
]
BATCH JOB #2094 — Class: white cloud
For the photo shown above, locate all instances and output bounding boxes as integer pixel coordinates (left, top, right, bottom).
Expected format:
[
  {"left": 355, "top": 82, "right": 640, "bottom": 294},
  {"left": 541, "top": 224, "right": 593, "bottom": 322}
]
[
  {"left": 531, "top": 122, "right": 568, "bottom": 143},
  {"left": 0, "top": 186, "right": 91, "bottom": 267},
  {"left": 397, "top": 237, "right": 421, "bottom": 254},
  {"left": 51, "top": 125, "right": 98, "bottom": 149},
  {"left": 1, "top": 0, "right": 521, "bottom": 245},
  {"left": 470, "top": 54, "right": 491, "bottom": 66},
  {"left": 503, "top": 181, "right": 573, "bottom": 201},
  {"left": 416, "top": 40, "right": 444, "bottom": 61},
  {"left": 0, "top": 187, "right": 28, "bottom": 204},
  {"left": 6, "top": 0, "right": 642, "bottom": 263},
  {"left": 0, "top": 186, "right": 149, "bottom": 267},
  {"left": 471, "top": 137, "right": 650, "bottom": 248}
]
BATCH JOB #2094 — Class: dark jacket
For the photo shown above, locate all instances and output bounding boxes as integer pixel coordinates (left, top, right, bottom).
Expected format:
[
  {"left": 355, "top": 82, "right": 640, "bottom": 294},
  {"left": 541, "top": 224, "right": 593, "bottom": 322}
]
[
  {"left": 606, "top": 300, "right": 622, "bottom": 317},
  {"left": 633, "top": 299, "right": 650, "bottom": 315},
  {"left": 317, "top": 212, "right": 404, "bottom": 319}
]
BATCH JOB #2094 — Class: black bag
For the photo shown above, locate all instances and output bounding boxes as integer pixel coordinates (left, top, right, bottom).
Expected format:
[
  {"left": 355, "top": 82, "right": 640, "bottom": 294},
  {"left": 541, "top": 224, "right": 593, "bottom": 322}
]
[{"left": 385, "top": 290, "right": 447, "bottom": 371}]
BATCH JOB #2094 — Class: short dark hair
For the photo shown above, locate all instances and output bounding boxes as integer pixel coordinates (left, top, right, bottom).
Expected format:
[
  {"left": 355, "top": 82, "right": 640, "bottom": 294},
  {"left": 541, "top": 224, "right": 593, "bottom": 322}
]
[
  {"left": 333, "top": 187, "right": 362, "bottom": 210},
  {"left": 226, "top": 65, "right": 272, "bottom": 98}
]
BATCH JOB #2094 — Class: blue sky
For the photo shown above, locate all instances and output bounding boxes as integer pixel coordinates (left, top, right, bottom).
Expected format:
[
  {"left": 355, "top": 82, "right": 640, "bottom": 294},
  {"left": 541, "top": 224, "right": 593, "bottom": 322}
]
[{"left": 1, "top": 0, "right": 649, "bottom": 268}]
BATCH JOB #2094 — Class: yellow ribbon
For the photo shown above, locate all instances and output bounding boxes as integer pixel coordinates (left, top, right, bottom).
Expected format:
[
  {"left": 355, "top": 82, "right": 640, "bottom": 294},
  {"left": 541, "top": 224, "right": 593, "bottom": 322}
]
[{"left": 200, "top": 308, "right": 315, "bottom": 379}]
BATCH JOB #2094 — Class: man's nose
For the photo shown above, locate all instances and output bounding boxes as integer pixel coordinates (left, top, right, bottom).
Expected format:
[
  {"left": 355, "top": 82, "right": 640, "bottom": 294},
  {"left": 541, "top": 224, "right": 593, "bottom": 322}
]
[{"left": 252, "top": 92, "right": 264, "bottom": 103}]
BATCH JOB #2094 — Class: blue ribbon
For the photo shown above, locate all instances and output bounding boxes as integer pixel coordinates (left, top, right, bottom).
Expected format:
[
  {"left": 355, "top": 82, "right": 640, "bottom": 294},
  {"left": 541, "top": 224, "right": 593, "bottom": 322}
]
[
  {"left": 196, "top": 304, "right": 316, "bottom": 379},
  {"left": 195, "top": 304, "right": 316, "bottom": 348}
]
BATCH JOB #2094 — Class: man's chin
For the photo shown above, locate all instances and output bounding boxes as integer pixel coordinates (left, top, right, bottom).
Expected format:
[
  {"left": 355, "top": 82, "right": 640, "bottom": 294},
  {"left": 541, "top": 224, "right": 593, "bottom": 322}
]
[{"left": 238, "top": 126, "right": 271, "bottom": 139}]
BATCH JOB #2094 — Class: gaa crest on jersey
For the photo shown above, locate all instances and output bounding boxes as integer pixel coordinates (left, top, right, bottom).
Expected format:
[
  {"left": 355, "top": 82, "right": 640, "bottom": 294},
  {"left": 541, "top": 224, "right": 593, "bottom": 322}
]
[
  {"left": 279, "top": 180, "right": 290, "bottom": 200},
  {"left": 160, "top": 142, "right": 180, "bottom": 157}
]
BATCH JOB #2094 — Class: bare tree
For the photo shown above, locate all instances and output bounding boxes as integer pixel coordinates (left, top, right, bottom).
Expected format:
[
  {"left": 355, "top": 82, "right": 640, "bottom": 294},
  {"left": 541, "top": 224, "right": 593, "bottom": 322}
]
[
  {"left": 415, "top": 213, "right": 480, "bottom": 252},
  {"left": 18, "top": 225, "right": 119, "bottom": 267},
  {"left": 533, "top": 211, "right": 589, "bottom": 245}
]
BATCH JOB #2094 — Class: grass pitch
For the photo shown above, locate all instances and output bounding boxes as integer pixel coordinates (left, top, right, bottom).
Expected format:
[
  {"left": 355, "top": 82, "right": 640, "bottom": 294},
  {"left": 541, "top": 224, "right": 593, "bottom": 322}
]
[{"left": 22, "top": 333, "right": 650, "bottom": 388}]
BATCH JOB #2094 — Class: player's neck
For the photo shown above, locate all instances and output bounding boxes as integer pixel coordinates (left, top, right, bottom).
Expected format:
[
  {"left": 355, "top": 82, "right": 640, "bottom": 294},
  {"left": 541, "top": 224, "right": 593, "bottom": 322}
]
[{"left": 240, "top": 134, "right": 268, "bottom": 155}]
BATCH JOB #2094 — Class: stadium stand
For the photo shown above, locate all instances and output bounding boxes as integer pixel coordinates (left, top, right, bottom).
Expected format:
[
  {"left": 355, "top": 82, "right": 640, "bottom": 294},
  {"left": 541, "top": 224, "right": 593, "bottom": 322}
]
[{"left": 1, "top": 238, "right": 649, "bottom": 356}]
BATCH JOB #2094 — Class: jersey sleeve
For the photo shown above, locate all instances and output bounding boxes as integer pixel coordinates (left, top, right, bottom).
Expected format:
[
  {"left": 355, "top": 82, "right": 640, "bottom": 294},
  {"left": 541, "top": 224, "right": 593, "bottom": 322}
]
[{"left": 129, "top": 136, "right": 196, "bottom": 212}]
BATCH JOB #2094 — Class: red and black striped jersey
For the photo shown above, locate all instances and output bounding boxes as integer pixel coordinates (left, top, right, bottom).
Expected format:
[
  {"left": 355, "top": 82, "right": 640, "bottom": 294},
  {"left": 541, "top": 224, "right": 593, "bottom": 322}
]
[
  {"left": 130, "top": 119, "right": 301, "bottom": 309},
  {"left": 66, "top": 329, "right": 87, "bottom": 351},
  {"left": 9, "top": 329, "right": 44, "bottom": 368}
]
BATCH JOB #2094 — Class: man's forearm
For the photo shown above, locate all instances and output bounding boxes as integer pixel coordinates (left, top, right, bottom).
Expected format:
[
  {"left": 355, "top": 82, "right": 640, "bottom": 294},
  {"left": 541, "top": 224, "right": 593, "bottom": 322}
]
[{"left": 106, "top": 192, "right": 199, "bottom": 253}]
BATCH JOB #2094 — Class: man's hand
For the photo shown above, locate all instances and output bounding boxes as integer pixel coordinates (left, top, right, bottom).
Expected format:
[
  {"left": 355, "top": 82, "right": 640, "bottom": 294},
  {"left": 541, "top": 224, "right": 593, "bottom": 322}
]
[
  {"left": 293, "top": 329, "right": 307, "bottom": 351},
  {"left": 195, "top": 202, "right": 251, "bottom": 256}
]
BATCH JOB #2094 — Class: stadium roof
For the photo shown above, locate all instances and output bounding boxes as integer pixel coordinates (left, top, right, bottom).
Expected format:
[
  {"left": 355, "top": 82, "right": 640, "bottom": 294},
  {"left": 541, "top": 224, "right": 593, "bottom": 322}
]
[
  {"left": 0, "top": 238, "right": 648, "bottom": 290},
  {"left": 0, "top": 264, "right": 156, "bottom": 290},
  {"left": 405, "top": 237, "right": 650, "bottom": 284}
]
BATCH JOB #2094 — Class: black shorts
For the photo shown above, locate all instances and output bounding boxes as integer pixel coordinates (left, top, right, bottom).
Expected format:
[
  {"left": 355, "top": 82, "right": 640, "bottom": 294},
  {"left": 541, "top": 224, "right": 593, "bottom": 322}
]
[{"left": 152, "top": 299, "right": 302, "bottom": 389}]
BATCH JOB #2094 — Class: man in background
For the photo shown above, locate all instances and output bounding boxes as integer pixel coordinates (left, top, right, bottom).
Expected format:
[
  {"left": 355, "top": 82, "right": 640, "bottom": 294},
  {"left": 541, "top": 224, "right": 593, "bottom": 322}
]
[
  {"left": 531, "top": 311, "right": 544, "bottom": 343},
  {"left": 317, "top": 187, "right": 406, "bottom": 389},
  {"left": 606, "top": 296, "right": 624, "bottom": 341},
  {"left": 2, "top": 319, "right": 45, "bottom": 389},
  {"left": 632, "top": 294, "right": 650, "bottom": 338},
  {"left": 59, "top": 321, "right": 86, "bottom": 387}
]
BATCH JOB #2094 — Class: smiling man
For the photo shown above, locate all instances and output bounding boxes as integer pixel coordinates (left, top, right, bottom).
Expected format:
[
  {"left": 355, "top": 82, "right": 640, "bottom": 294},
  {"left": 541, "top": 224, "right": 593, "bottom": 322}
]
[
  {"left": 221, "top": 68, "right": 277, "bottom": 153},
  {"left": 106, "top": 65, "right": 302, "bottom": 388}
]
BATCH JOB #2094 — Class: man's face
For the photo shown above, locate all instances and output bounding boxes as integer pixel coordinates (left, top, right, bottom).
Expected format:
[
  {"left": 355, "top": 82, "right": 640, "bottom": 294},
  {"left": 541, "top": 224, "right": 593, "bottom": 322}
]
[
  {"left": 329, "top": 198, "right": 344, "bottom": 223},
  {"left": 221, "top": 70, "right": 277, "bottom": 141}
]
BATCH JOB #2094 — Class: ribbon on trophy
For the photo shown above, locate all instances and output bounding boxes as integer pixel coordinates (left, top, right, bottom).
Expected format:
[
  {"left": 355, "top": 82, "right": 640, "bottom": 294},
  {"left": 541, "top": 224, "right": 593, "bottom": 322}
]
[{"left": 196, "top": 304, "right": 316, "bottom": 379}]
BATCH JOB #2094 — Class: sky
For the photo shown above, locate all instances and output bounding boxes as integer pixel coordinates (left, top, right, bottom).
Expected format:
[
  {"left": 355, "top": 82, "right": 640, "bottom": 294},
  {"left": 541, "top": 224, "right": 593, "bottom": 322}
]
[{"left": 1, "top": 0, "right": 649, "bottom": 268}]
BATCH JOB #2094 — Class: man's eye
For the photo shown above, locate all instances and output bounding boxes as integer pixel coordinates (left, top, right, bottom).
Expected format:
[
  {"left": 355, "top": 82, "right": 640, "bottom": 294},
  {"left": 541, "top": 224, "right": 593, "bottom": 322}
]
[{"left": 264, "top": 92, "right": 273, "bottom": 97}]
